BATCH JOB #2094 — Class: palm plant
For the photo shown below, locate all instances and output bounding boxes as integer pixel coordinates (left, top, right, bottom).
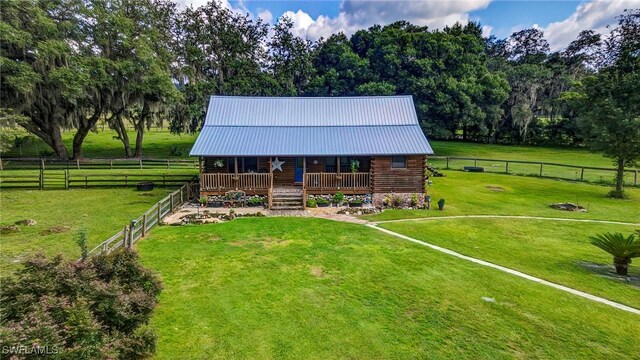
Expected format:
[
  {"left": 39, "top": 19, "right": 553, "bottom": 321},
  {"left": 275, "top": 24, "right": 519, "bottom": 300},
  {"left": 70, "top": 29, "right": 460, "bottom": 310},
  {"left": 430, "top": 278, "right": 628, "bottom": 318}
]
[{"left": 590, "top": 232, "right": 640, "bottom": 275}]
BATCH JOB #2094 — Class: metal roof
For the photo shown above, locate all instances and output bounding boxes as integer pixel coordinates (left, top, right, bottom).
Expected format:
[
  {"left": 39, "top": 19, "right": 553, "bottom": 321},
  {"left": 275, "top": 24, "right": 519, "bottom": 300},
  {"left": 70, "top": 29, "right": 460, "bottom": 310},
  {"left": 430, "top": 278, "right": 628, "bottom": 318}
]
[
  {"left": 191, "top": 96, "right": 433, "bottom": 156},
  {"left": 203, "top": 95, "right": 419, "bottom": 126},
  {"left": 190, "top": 126, "right": 433, "bottom": 156}
]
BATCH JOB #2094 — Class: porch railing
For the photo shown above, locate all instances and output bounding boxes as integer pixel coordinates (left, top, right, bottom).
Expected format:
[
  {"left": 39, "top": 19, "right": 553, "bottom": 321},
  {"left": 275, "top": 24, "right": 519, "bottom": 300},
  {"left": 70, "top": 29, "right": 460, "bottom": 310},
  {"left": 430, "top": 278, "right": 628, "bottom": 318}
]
[
  {"left": 305, "top": 172, "right": 370, "bottom": 192},
  {"left": 201, "top": 173, "right": 271, "bottom": 191}
]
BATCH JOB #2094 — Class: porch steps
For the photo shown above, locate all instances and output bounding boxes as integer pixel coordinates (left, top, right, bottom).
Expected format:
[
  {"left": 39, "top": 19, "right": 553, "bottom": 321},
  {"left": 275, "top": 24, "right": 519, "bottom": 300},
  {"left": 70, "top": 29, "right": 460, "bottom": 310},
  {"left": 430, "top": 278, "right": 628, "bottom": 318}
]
[{"left": 271, "top": 187, "right": 304, "bottom": 210}]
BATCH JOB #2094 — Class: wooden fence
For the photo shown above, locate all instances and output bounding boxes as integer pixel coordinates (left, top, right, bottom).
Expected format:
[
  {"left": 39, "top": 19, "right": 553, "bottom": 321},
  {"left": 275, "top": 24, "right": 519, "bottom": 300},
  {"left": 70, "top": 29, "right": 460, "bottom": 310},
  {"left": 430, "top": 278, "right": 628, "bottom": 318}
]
[
  {"left": 0, "top": 157, "right": 198, "bottom": 171},
  {"left": 429, "top": 156, "right": 639, "bottom": 186},
  {"left": 85, "top": 183, "right": 198, "bottom": 257},
  {"left": 0, "top": 171, "right": 197, "bottom": 189}
]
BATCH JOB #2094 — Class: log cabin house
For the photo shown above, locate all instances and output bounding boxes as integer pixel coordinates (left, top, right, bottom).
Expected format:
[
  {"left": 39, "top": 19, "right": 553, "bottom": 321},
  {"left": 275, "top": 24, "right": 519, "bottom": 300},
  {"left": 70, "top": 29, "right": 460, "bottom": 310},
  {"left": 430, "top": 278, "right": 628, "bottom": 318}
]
[{"left": 190, "top": 96, "right": 434, "bottom": 209}]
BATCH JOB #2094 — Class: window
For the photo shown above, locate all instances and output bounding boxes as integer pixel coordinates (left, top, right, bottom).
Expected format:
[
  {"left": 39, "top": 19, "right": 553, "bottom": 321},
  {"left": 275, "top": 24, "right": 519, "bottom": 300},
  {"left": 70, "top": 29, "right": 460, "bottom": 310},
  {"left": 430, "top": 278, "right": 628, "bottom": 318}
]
[
  {"left": 243, "top": 157, "right": 258, "bottom": 173},
  {"left": 391, "top": 156, "right": 406, "bottom": 169},
  {"left": 325, "top": 157, "right": 336, "bottom": 172}
]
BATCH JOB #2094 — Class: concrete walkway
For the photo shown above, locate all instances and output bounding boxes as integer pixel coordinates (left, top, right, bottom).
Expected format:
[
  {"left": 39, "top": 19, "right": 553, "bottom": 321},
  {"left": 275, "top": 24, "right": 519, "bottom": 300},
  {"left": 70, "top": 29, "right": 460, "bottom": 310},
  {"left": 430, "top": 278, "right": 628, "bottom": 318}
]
[
  {"left": 373, "top": 214, "right": 640, "bottom": 226},
  {"left": 367, "top": 224, "right": 640, "bottom": 315}
]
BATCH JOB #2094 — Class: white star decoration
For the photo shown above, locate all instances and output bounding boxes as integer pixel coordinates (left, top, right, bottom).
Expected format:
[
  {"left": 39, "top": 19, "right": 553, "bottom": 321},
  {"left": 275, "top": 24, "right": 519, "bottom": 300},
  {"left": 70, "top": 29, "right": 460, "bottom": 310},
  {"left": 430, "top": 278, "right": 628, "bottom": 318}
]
[{"left": 271, "top": 157, "right": 285, "bottom": 172}]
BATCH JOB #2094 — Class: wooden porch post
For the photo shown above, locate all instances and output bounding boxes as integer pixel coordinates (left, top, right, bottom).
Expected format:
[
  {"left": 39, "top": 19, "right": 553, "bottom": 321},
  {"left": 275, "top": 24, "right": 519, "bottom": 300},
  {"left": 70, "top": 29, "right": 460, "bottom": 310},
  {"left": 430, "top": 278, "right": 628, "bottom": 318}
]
[
  {"left": 234, "top": 157, "right": 239, "bottom": 190},
  {"left": 302, "top": 157, "right": 307, "bottom": 209},
  {"left": 337, "top": 156, "right": 341, "bottom": 174},
  {"left": 268, "top": 157, "right": 273, "bottom": 209}
]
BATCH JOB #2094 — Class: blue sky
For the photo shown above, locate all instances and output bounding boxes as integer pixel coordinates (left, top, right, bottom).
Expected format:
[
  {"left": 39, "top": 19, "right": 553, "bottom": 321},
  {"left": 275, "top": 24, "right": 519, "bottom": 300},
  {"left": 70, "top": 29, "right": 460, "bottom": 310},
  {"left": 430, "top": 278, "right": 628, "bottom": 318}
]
[{"left": 182, "top": 1, "right": 638, "bottom": 50}]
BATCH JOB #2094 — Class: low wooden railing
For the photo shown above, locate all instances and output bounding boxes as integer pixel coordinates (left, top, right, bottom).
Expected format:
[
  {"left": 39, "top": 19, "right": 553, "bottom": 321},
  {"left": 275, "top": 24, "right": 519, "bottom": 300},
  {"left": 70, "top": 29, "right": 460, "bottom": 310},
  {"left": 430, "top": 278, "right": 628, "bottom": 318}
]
[
  {"left": 305, "top": 172, "right": 370, "bottom": 191},
  {"left": 201, "top": 173, "right": 271, "bottom": 191}
]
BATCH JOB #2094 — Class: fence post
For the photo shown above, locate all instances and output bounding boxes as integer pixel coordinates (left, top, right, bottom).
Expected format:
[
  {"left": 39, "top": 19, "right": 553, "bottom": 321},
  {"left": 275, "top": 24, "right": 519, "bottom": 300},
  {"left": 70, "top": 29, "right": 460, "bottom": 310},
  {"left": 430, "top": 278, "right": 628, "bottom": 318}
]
[
  {"left": 142, "top": 214, "right": 147, "bottom": 237},
  {"left": 167, "top": 160, "right": 170, "bottom": 169},
  {"left": 122, "top": 226, "right": 128, "bottom": 249},
  {"left": 505, "top": 161, "right": 509, "bottom": 174},
  {"left": 157, "top": 201, "right": 162, "bottom": 222},
  {"left": 110, "top": 160, "right": 113, "bottom": 170},
  {"left": 580, "top": 168, "right": 585, "bottom": 181},
  {"left": 474, "top": 159, "right": 477, "bottom": 167},
  {"left": 76, "top": 159, "right": 80, "bottom": 170},
  {"left": 84, "top": 175, "right": 88, "bottom": 188},
  {"left": 635, "top": 170, "right": 638, "bottom": 186},
  {"left": 180, "top": 187, "right": 184, "bottom": 205},
  {"left": 128, "top": 220, "right": 135, "bottom": 247},
  {"left": 40, "top": 158, "right": 45, "bottom": 171},
  {"left": 64, "top": 170, "right": 69, "bottom": 190},
  {"left": 170, "top": 193, "right": 174, "bottom": 212},
  {"left": 446, "top": 157, "right": 450, "bottom": 169},
  {"left": 39, "top": 170, "right": 44, "bottom": 190},
  {"left": 539, "top": 162, "right": 543, "bottom": 177}
]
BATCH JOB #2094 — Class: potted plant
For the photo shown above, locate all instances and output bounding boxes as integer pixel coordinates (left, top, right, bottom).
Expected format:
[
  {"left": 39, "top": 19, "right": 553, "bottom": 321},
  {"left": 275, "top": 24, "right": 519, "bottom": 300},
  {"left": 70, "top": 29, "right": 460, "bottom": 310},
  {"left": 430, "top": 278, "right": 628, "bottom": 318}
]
[
  {"left": 437, "top": 198, "right": 445, "bottom": 210},
  {"left": 199, "top": 196, "right": 208, "bottom": 208},
  {"left": 350, "top": 159, "right": 360, "bottom": 173},
  {"left": 306, "top": 198, "right": 317, "bottom": 208},
  {"left": 590, "top": 232, "right": 640, "bottom": 275},
  {"left": 348, "top": 199, "right": 363, "bottom": 208},
  {"left": 333, "top": 192, "right": 345, "bottom": 206},
  {"left": 316, "top": 197, "right": 330, "bottom": 207}
]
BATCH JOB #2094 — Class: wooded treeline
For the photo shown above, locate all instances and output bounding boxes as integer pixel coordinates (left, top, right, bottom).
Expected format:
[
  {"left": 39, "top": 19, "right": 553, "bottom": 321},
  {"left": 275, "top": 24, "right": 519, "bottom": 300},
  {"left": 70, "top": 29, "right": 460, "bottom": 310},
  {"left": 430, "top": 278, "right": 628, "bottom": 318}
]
[{"left": 1, "top": 1, "right": 638, "bottom": 161}]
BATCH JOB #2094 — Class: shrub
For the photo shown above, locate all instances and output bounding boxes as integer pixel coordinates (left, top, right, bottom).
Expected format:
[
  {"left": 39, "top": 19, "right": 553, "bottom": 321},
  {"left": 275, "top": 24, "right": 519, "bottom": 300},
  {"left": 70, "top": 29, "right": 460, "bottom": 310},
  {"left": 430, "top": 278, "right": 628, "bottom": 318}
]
[
  {"left": 168, "top": 145, "right": 185, "bottom": 157},
  {"left": 0, "top": 249, "right": 162, "bottom": 359},
  {"left": 333, "top": 192, "right": 344, "bottom": 204},
  {"left": 306, "top": 198, "right": 317, "bottom": 208},
  {"left": 199, "top": 196, "right": 208, "bottom": 205},
  {"left": 410, "top": 194, "right": 419, "bottom": 207},
  {"left": 391, "top": 195, "right": 403, "bottom": 208},
  {"left": 316, "top": 197, "right": 330, "bottom": 205},
  {"left": 247, "top": 196, "right": 265, "bottom": 206},
  {"left": 590, "top": 232, "right": 640, "bottom": 275}
]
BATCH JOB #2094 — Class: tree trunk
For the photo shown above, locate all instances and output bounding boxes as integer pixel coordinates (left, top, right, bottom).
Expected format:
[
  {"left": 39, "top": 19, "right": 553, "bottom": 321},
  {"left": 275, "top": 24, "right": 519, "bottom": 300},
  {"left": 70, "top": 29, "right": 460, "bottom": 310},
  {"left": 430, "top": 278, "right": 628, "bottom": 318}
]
[
  {"left": 111, "top": 116, "right": 132, "bottom": 157},
  {"left": 133, "top": 102, "right": 150, "bottom": 158},
  {"left": 72, "top": 109, "right": 102, "bottom": 160},
  {"left": 134, "top": 127, "right": 144, "bottom": 158},
  {"left": 49, "top": 126, "right": 69, "bottom": 159},
  {"left": 614, "top": 158, "right": 625, "bottom": 195}
]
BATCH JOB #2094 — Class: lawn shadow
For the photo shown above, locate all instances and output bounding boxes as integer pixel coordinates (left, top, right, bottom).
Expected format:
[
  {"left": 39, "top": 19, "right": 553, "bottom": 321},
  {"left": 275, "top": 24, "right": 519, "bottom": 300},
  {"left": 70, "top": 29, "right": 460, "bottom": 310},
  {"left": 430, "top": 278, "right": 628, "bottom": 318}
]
[{"left": 576, "top": 261, "right": 640, "bottom": 288}]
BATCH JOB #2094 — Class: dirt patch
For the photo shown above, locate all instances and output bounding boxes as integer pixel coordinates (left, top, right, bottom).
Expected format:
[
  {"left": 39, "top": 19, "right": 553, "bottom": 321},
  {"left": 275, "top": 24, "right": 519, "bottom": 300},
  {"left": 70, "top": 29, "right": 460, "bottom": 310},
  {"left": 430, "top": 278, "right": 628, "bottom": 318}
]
[
  {"left": 229, "top": 240, "right": 247, "bottom": 247},
  {"left": 41, "top": 226, "right": 71, "bottom": 235},
  {"left": 138, "top": 192, "right": 156, "bottom": 197},
  {"left": 208, "top": 235, "right": 221, "bottom": 242},
  {"left": 309, "top": 266, "right": 326, "bottom": 278},
  {"left": 260, "top": 237, "right": 292, "bottom": 248},
  {"left": 550, "top": 203, "right": 587, "bottom": 212},
  {"left": 485, "top": 185, "right": 505, "bottom": 192}
]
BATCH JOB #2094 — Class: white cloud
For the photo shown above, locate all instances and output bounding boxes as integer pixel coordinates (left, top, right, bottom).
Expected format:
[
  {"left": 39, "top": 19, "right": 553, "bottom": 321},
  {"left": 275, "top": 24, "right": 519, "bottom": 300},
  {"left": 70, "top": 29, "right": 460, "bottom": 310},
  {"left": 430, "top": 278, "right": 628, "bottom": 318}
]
[
  {"left": 257, "top": 9, "right": 273, "bottom": 24},
  {"left": 481, "top": 25, "right": 493, "bottom": 38},
  {"left": 541, "top": 0, "right": 636, "bottom": 51},
  {"left": 279, "top": 0, "right": 492, "bottom": 41}
]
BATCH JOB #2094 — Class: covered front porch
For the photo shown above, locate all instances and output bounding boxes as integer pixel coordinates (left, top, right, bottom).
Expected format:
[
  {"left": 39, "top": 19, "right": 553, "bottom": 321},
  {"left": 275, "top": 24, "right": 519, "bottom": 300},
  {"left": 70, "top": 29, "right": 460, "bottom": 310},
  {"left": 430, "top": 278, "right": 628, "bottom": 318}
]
[{"left": 199, "top": 156, "right": 372, "bottom": 196}]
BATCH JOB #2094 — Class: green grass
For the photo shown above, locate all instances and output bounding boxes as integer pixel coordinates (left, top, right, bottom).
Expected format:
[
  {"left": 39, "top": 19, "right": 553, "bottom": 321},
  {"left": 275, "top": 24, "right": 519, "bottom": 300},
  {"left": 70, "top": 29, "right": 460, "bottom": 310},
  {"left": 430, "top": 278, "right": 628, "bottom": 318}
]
[
  {"left": 362, "top": 171, "right": 640, "bottom": 223},
  {"left": 3, "top": 127, "right": 198, "bottom": 159},
  {"left": 138, "top": 218, "right": 640, "bottom": 359},
  {"left": 430, "top": 140, "right": 613, "bottom": 168},
  {"left": 0, "top": 187, "right": 174, "bottom": 275},
  {"left": 380, "top": 218, "right": 640, "bottom": 309}
]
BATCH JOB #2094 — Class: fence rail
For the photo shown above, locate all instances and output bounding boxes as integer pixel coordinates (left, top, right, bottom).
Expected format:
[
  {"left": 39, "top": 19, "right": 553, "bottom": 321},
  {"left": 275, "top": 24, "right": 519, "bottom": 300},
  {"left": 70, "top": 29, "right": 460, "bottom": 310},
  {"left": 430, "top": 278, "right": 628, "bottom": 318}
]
[
  {"left": 0, "top": 170, "right": 197, "bottom": 189},
  {"left": 200, "top": 173, "right": 271, "bottom": 191},
  {"left": 86, "top": 183, "right": 198, "bottom": 258},
  {"left": 429, "top": 156, "right": 639, "bottom": 186},
  {"left": 0, "top": 157, "right": 198, "bottom": 171},
  {"left": 305, "top": 172, "right": 371, "bottom": 191}
]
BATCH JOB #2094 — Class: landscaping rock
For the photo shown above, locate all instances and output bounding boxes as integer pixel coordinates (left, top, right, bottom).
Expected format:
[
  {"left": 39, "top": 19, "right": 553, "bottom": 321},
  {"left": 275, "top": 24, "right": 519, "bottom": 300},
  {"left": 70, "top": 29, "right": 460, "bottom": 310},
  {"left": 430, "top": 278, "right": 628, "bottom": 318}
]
[
  {"left": 549, "top": 203, "right": 587, "bottom": 212},
  {"left": 1, "top": 225, "right": 21, "bottom": 234},
  {"left": 41, "top": 226, "right": 71, "bottom": 235},
  {"left": 15, "top": 219, "right": 37, "bottom": 226}
]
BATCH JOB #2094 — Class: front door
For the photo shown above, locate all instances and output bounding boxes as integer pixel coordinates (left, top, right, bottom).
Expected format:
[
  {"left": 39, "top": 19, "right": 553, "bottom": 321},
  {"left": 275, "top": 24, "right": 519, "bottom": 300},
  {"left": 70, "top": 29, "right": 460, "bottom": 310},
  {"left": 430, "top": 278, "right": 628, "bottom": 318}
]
[{"left": 294, "top": 157, "right": 304, "bottom": 183}]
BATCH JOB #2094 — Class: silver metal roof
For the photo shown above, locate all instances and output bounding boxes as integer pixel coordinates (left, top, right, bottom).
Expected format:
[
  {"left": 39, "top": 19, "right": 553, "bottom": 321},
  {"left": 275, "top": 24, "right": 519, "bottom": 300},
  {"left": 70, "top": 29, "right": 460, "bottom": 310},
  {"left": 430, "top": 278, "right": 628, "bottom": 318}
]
[
  {"left": 203, "top": 95, "right": 419, "bottom": 126},
  {"left": 191, "top": 96, "right": 433, "bottom": 156}
]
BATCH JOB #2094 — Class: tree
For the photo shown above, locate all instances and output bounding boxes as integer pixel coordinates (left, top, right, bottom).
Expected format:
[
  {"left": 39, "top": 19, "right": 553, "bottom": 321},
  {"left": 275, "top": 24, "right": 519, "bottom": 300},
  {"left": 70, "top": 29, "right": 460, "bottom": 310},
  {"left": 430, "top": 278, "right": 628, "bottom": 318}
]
[
  {"left": 268, "top": 17, "right": 314, "bottom": 95},
  {"left": 590, "top": 232, "right": 640, "bottom": 275},
  {"left": 570, "top": 10, "right": 640, "bottom": 197},
  {"left": 0, "top": 249, "right": 162, "bottom": 358}
]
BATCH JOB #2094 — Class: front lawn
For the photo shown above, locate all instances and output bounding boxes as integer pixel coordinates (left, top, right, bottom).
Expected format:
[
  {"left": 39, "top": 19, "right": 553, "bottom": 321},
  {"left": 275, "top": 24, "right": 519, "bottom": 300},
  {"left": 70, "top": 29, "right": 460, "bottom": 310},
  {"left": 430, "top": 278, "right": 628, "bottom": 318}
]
[
  {"left": 0, "top": 188, "right": 174, "bottom": 275},
  {"left": 379, "top": 218, "right": 640, "bottom": 309},
  {"left": 362, "top": 171, "right": 640, "bottom": 223},
  {"left": 138, "top": 218, "right": 640, "bottom": 359}
]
